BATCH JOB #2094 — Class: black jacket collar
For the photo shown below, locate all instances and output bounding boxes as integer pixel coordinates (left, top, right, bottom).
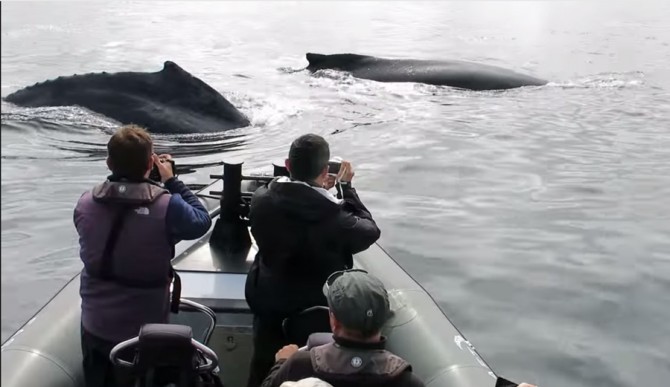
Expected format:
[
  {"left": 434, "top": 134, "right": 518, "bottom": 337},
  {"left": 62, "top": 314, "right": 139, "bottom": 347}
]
[{"left": 333, "top": 335, "right": 387, "bottom": 350}]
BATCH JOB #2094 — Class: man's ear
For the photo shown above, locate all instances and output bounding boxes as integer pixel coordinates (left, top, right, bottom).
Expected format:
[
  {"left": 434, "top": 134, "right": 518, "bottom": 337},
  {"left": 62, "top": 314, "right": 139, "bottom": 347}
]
[
  {"left": 284, "top": 158, "right": 291, "bottom": 173},
  {"left": 329, "top": 311, "right": 338, "bottom": 332},
  {"left": 147, "top": 156, "right": 154, "bottom": 173},
  {"left": 106, "top": 157, "right": 113, "bottom": 171}
]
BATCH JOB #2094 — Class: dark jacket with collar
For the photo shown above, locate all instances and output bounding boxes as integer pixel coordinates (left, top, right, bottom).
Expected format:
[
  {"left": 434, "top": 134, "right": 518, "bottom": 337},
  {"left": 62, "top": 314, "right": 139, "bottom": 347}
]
[
  {"left": 245, "top": 177, "right": 381, "bottom": 319},
  {"left": 261, "top": 336, "right": 424, "bottom": 387}
]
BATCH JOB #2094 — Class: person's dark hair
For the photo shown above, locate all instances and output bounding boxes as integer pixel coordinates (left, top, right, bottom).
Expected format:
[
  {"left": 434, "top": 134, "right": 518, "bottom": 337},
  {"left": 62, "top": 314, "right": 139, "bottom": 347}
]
[
  {"left": 107, "top": 125, "right": 153, "bottom": 180},
  {"left": 288, "top": 134, "right": 330, "bottom": 182}
]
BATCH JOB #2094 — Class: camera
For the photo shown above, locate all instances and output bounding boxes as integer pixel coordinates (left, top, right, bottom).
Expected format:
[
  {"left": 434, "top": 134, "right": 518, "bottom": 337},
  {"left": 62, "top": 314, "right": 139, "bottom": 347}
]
[
  {"left": 328, "top": 157, "right": 342, "bottom": 175},
  {"left": 149, "top": 158, "right": 176, "bottom": 182}
]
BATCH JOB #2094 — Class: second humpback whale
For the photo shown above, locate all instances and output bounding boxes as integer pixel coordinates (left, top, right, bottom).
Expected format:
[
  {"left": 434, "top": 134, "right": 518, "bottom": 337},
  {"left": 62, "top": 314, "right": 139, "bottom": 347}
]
[{"left": 306, "top": 53, "right": 547, "bottom": 90}]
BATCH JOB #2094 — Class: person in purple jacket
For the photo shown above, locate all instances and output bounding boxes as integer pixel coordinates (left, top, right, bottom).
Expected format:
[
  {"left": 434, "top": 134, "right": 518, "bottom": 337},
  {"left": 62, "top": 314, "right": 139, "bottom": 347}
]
[{"left": 73, "top": 124, "right": 212, "bottom": 387}]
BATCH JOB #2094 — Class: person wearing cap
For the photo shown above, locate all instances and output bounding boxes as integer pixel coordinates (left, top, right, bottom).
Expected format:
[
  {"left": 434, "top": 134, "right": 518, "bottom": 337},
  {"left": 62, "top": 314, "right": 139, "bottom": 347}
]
[
  {"left": 259, "top": 269, "right": 424, "bottom": 387},
  {"left": 262, "top": 270, "right": 540, "bottom": 387},
  {"left": 245, "top": 134, "right": 381, "bottom": 387}
]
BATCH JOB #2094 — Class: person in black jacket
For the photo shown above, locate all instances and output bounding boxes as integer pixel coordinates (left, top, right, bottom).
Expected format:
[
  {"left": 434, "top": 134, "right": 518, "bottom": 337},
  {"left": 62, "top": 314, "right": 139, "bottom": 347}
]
[
  {"left": 245, "top": 134, "right": 381, "bottom": 387},
  {"left": 261, "top": 269, "right": 425, "bottom": 387}
]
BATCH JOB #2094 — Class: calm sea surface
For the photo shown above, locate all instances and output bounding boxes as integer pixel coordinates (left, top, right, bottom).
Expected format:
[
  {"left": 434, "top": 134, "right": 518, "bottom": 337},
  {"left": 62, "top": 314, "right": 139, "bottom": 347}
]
[{"left": 2, "top": 2, "right": 670, "bottom": 386}]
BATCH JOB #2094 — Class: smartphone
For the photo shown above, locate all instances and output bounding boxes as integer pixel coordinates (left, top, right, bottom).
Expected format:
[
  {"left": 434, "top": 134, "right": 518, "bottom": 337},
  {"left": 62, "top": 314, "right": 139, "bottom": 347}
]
[{"left": 149, "top": 158, "right": 176, "bottom": 182}]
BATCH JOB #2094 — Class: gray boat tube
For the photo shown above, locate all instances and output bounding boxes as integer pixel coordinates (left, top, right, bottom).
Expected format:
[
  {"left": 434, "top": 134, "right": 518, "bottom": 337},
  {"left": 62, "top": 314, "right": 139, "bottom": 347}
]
[
  {"left": 355, "top": 243, "right": 498, "bottom": 387},
  {"left": 1, "top": 275, "right": 84, "bottom": 387}
]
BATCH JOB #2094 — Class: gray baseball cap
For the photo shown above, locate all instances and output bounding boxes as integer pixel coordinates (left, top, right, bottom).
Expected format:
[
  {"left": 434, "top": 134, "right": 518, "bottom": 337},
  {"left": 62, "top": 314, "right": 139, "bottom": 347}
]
[{"left": 322, "top": 269, "right": 391, "bottom": 335}]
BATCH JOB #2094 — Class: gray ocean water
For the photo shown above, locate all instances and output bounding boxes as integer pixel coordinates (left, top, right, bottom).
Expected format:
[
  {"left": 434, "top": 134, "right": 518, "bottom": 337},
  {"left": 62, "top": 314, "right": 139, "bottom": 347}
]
[{"left": 2, "top": 1, "right": 670, "bottom": 386}]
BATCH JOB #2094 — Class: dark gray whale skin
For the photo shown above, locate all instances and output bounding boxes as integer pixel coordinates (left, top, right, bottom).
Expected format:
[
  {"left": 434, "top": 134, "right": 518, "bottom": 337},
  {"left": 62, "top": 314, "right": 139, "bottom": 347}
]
[
  {"left": 306, "top": 53, "right": 548, "bottom": 90},
  {"left": 3, "top": 61, "right": 251, "bottom": 134}
]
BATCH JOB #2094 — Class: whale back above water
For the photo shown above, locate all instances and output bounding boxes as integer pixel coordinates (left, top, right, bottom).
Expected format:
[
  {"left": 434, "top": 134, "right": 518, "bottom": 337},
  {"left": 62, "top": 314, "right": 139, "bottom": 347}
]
[
  {"left": 306, "top": 53, "right": 547, "bottom": 90},
  {"left": 4, "top": 61, "right": 251, "bottom": 134}
]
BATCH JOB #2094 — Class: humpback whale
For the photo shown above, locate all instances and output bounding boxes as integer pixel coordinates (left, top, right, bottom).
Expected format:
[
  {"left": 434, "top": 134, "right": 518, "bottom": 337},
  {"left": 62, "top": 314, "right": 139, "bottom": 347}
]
[
  {"left": 4, "top": 61, "right": 251, "bottom": 134},
  {"left": 306, "top": 53, "right": 547, "bottom": 90}
]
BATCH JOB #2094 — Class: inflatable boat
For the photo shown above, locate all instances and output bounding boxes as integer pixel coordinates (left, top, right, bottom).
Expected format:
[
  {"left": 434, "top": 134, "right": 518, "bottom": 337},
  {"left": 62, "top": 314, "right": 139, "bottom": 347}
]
[{"left": 1, "top": 162, "right": 514, "bottom": 387}]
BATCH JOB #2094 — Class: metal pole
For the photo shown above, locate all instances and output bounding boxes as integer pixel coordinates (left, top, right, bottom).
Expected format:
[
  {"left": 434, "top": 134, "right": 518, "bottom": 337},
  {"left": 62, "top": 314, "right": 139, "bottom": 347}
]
[{"left": 221, "top": 162, "right": 243, "bottom": 221}]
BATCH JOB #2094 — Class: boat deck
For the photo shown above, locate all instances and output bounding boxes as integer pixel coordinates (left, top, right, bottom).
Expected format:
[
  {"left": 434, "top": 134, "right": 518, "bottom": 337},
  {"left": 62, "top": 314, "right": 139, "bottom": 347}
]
[{"left": 173, "top": 230, "right": 255, "bottom": 274}]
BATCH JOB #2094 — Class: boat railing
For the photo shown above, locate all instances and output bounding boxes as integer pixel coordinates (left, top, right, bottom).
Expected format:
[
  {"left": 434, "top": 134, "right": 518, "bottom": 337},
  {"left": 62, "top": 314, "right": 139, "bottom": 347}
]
[{"left": 178, "top": 298, "right": 218, "bottom": 345}]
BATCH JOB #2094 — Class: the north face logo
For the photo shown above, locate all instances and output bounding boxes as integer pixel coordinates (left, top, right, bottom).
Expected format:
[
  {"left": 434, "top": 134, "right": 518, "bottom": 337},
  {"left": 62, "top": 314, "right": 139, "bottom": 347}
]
[{"left": 135, "top": 207, "right": 149, "bottom": 215}]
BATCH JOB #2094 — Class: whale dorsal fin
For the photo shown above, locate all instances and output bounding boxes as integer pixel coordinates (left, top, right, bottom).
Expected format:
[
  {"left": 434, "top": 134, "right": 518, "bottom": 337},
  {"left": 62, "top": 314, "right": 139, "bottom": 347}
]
[
  {"left": 161, "top": 61, "right": 191, "bottom": 79},
  {"left": 306, "top": 53, "right": 327, "bottom": 65}
]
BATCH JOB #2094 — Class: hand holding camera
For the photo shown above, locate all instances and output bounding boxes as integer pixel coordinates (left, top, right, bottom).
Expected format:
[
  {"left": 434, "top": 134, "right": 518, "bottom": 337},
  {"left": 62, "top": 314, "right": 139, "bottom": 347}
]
[
  {"left": 324, "top": 157, "right": 354, "bottom": 190},
  {"left": 151, "top": 153, "right": 175, "bottom": 183},
  {"left": 336, "top": 160, "right": 354, "bottom": 183}
]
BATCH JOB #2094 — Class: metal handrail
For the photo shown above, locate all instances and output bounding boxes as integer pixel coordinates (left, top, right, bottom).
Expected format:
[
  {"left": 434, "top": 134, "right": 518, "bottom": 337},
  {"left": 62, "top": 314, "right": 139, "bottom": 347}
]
[
  {"left": 109, "top": 337, "right": 219, "bottom": 373},
  {"left": 179, "top": 298, "right": 217, "bottom": 345}
]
